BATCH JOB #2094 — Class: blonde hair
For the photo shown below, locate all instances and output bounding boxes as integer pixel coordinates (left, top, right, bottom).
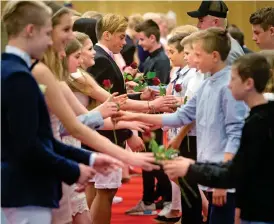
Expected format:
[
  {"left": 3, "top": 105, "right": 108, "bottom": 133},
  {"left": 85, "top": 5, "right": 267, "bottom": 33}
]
[
  {"left": 184, "top": 28, "right": 231, "bottom": 61},
  {"left": 260, "top": 50, "right": 274, "bottom": 93},
  {"left": 143, "top": 12, "right": 161, "bottom": 22},
  {"left": 42, "top": 2, "right": 71, "bottom": 81},
  {"left": 128, "top": 14, "right": 144, "bottom": 30},
  {"left": 74, "top": 31, "right": 89, "bottom": 45},
  {"left": 169, "top": 25, "right": 199, "bottom": 39},
  {"left": 96, "top": 13, "right": 128, "bottom": 40},
  {"left": 2, "top": 1, "right": 52, "bottom": 37},
  {"left": 82, "top": 11, "right": 103, "bottom": 21}
]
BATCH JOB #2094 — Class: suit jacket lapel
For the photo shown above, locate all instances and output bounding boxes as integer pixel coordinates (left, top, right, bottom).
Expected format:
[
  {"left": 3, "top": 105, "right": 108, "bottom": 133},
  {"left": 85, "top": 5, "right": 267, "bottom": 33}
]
[{"left": 94, "top": 45, "right": 126, "bottom": 91}]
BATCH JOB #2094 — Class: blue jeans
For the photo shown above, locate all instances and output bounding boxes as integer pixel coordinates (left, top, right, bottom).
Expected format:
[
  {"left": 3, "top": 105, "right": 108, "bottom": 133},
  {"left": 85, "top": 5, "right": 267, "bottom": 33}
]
[
  {"left": 241, "top": 221, "right": 274, "bottom": 224},
  {"left": 207, "top": 192, "right": 235, "bottom": 224}
]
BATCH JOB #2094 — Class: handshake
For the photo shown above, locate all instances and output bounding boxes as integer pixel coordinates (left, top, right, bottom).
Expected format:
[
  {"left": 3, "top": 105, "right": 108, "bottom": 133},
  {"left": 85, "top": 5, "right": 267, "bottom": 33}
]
[
  {"left": 76, "top": 153, "right": 123, "bottom": 192},
  {"left": 162, "top": 156, "right": 195, "bottom": 180}
]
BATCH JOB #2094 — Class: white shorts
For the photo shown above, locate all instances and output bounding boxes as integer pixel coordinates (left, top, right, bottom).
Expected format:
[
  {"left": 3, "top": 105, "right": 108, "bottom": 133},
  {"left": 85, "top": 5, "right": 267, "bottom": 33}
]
[{"left": 90, "top": 168, "right": 122, "bottom": 189}]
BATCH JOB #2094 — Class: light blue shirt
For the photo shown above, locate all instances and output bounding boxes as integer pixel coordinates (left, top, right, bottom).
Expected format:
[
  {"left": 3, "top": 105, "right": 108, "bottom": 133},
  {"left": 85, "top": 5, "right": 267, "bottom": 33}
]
[
  {"left": 59, "top": 110, "right": 104, "bottom": 136},
  {"left": 162, "top": 66, "right": 247, "bottom": 163}
]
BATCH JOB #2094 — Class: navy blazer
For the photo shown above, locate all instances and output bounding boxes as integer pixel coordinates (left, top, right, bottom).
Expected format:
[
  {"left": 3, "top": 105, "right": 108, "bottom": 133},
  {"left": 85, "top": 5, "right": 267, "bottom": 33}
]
[{"left": 1, "top": 53, "right": 92, "bottom": 208}]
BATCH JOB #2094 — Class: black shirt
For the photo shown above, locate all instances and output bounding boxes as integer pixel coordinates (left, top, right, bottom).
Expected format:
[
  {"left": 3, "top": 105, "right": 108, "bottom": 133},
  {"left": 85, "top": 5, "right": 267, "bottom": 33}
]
[
  {"left": 187, "top": 101, "right": 274, "bottom": 222},
  {"left": 143, "top": 46, "right": 170, "bottom": 85}
]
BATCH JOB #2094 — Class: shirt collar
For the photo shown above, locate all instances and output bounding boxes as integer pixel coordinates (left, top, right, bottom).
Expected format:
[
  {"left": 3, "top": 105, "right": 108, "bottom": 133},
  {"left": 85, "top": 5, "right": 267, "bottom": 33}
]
[
  {"left": 179, "top": 65, "right": 190, "bottom": 75},
  {"left": 209, "top": 66, "right": 230, "bottom": 82},
  {"left": 96, "top": 43, "right": 114, "bottom": 59},
  {"left": 5, "top": 45, "right": 32, "bottom": 68}
]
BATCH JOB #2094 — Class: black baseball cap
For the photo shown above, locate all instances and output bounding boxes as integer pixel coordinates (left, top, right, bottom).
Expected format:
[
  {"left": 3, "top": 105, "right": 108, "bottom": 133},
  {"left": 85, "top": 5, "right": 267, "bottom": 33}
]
[{"left": 187, "top": 1, "right": 229, "bottom": 19}]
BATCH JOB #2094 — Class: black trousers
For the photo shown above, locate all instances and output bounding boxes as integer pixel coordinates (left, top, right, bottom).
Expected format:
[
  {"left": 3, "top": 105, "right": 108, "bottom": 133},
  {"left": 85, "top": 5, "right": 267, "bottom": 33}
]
[
  {"left": 141, "top": 129, "right": 172, "bottom": 203},
  {"left": 179, "top": 136, "right": 202, "bottom": 224}
]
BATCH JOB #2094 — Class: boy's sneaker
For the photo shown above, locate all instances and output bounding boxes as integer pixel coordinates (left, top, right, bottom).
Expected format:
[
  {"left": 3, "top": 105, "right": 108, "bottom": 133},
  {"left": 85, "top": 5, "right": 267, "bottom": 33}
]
[
  {"left": 157, "top": 202, "right": 171, "bottom": 216},
  {"left": 125, "top": 201, "right": 157, "bottom": 216},
  {"left": 154, "top": 215, "right": 181, "bottom": 223}
]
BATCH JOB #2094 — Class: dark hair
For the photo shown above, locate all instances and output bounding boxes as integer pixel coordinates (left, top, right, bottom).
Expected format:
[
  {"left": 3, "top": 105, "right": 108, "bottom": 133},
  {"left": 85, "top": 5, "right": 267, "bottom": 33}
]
[
  {"left": 135, "top": 19, "right": 160, "bottom": 42},
  {"left": 73, "top": 18, "right": 98, "bottom": 44},
  {"left": 167, "top": 33, "right": 190, "bottom": 52},
  {"left": 233, "top": 53, "right": 271, "bottom": 93},
  {"left": 249, "top": 7, "right": 274, "bottom": 31},
  {"left": 228, "top": 25, "right": 244, "bottom": 46}
]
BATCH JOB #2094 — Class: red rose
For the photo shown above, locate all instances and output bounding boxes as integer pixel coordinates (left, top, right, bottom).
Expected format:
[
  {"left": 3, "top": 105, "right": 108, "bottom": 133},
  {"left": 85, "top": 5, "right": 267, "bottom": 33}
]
[
  {"left": 130, "top": 62, "right": 138, "bottom": 69},
  {"left": 142, "top": 130, "right": 155, "bottom": 142},
  {"left": 103, "top": 79, "right": 112, "bottom": 90},
  {"left": 174, "top": 84, "right": 182, "bottom": 93},
  {"left": 152, "top": 77, "right": 161, "bottom": 86}
]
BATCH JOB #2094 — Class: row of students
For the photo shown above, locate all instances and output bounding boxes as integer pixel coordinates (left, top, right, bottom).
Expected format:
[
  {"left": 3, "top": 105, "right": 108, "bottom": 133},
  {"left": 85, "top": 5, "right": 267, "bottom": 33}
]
[{"left": 1, "top": 1, "right": 168, "bottom": 223}]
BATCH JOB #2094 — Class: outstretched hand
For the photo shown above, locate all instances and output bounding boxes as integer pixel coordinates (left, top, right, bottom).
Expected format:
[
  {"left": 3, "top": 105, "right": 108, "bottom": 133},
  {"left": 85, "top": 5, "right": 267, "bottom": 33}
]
[
  {"left": 140, "top": 87, "right": 159, "bottom": 101},
  {"left": 150, "top": 95, "right": 177, "bottom": 112},
  {"left": 127, "top": 152, "right": 160, "bottom": 171},
  {"left": 162, "top": 157, "right": 195, "bottom": 180},
  {"left": 112, "top": 93, "right": 128, "bottom": 107},
  {"left": 93, "top": 153, "right": 124, "bottom": 175}
]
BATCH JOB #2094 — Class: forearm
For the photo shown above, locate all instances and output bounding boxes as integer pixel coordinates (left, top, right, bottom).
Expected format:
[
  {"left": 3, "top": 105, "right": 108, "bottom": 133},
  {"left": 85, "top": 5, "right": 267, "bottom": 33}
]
[
  {"left": 100, "top": 119, "right": 129, "bottom": 130},
  {"left": 72, "top": 125, "right": 131, "bottom": 163},
  {"left": 131, "top": 113, "right": 163, "bottom": 126},
  {"left": 121, "top": 99, "right": 150, "bottom": 112},
  {"left": 53, "top": 139, "right": 91, "bottom": 165},
  {"left": 186, "top": 162, "right": 235, "bottom": 189},
  {"left": 60, "top": 111, "right": 104, "bottom": 136},
  {"left": 89, "top": 86, "right": 110, "bottom": 103}
]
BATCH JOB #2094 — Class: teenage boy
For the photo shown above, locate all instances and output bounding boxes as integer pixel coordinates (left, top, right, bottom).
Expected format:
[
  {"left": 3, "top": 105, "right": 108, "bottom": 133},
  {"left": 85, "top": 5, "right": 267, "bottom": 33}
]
[
  {"left": 1, "top": 1, "right": 120, "bottom": 223},
  {"left": 163, "top": 53, "right": 274, "bottom": 224},
  {"left": 117, "top": 28, "right": 247, "bottom": 224},
  {"left": 135, "top": 19, "right": 171, "bottom": 84},
  {"left": 249, "top": 7, "right": 274, "bottom": 50},
  {"left": 125, "top": 19, "right": 172, "bottom": 215}
]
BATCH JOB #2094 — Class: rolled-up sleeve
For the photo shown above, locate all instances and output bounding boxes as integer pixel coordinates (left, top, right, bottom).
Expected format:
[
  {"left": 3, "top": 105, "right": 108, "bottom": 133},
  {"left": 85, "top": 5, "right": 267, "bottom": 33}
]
[
  {"left": 162, "top": 94, "right": 197, "bottom": 127},
  {"left": 60, "top": 111, "right": 104, "bottom": 136},
  {"left": 222, "top": 87, "right": 247, "bottom": 154}
]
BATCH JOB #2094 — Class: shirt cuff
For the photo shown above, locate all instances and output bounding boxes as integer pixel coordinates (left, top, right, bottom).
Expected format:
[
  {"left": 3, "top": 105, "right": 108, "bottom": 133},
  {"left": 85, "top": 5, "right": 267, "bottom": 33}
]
[
  {"left": 89, "top": 153, "right": 97, "bottom": 167},
  {"left": 85, "top": 111, "right": 104, "bottom": 130},
  {"left": 162, "top": 113, "right": 181, "bottom": 127},
  {"left": 59, "top": 111, "right": 104, "bottom": 137},
  {"left": 224, "top": 139, "right": 240, "bottom": 154}
]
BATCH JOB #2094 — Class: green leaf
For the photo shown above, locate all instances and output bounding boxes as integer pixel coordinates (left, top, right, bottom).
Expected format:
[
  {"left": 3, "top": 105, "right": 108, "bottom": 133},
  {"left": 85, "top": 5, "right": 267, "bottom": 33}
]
[
  {"left": 126, "top": 74, "right": 133, "bottom": 81},
  {"left": 160, "top": 87, "right": 166, "bottom": 96},
  {"left": 146, "top": 71, "right": 156, "bottom": 79},
  {"left": 133, "top": 83, "right": 147, "bottom": 92}
]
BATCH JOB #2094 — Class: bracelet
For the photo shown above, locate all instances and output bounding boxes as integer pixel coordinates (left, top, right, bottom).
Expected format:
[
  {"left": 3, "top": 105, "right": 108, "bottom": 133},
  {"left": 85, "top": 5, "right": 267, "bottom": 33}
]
[{"left": 147, "top": 101, "right": 156, "bottom": 114}]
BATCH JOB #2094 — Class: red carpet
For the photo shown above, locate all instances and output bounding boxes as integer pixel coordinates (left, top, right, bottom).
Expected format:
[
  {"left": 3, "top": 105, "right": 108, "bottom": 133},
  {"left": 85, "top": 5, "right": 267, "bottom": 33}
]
[{"left": 111, "top": 175, "right": 157, "bottom": 224}]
